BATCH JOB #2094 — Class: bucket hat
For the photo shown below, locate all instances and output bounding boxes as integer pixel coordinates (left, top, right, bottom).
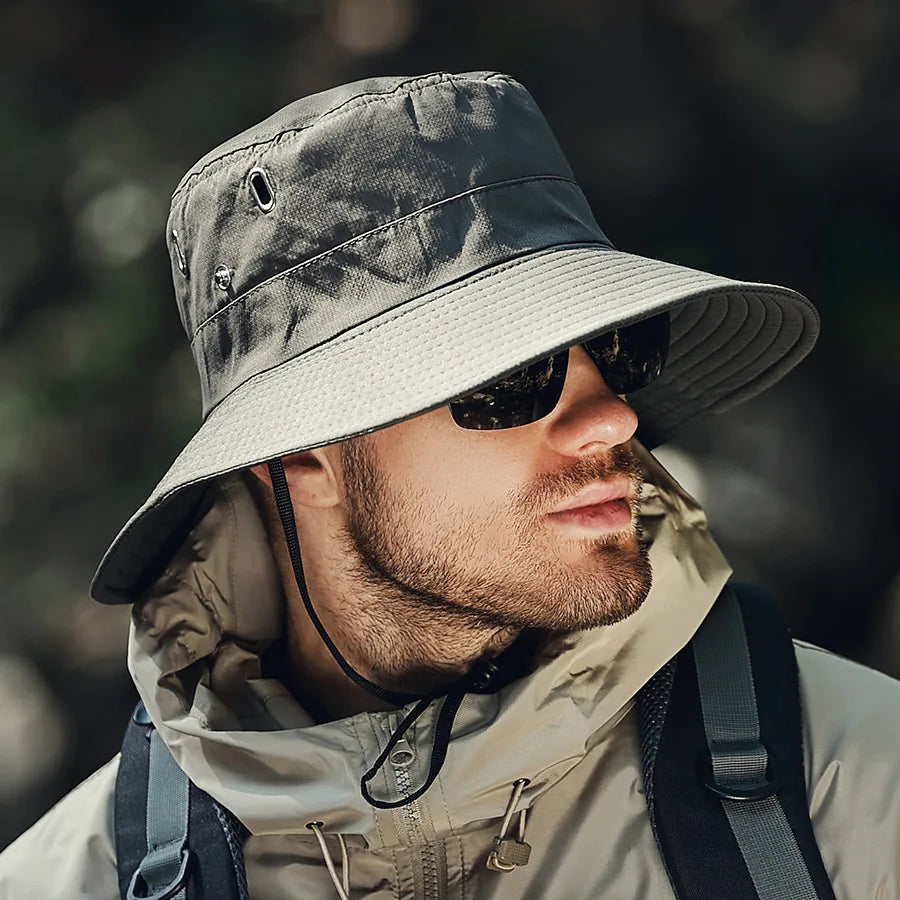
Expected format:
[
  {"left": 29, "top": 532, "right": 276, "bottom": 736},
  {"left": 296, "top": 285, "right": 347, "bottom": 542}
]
[{"left": 90, "top": 69, "right": 819, "bottom": 605}]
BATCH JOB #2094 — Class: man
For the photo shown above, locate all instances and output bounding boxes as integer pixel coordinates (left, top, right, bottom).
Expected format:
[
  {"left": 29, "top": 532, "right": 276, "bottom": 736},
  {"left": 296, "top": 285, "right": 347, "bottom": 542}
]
[{"left": 1, "top": 70, "right": 898, "bottom": 899}]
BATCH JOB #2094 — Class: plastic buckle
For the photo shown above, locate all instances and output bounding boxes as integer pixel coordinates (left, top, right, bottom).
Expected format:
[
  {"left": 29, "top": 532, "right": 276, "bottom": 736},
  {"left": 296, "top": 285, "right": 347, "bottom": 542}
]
[
  {"left": 132, "top": 701, "right": 154, "bottom": 742},
  {"left": 132, "top": 702, "right": 152, "bottom": 727},
  {"left": 486, "top": 836, "right": 532, "bottom": 871},
  {"left": 468, "top": 658, "right": 500, "bottom": 692},
  {"left": 126, "top": 848, "right": 192, "bottom": 900},
  {"left": 696, "top": 751, "right": 780, "bottom": 802}
]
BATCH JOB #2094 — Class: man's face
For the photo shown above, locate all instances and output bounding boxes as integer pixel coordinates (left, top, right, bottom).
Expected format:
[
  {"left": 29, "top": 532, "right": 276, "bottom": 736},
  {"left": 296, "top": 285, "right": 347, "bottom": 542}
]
[{"left": 331, "top": 344, "right": 653, "bottom": 632}]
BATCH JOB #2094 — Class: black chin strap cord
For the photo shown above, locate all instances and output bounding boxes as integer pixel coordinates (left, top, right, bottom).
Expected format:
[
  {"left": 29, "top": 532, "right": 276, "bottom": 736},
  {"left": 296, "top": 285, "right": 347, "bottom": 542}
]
[
  {"left": 268, "top": 457, "right": 498, "bottom": 810},
  {"left": 268, "top": 458, "right": 421, "bottom": 708}
]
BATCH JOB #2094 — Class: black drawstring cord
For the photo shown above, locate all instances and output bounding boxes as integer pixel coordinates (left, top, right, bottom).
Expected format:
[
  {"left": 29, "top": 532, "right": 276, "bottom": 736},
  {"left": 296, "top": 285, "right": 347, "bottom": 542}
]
[
  {"left": 267, "top": 457, "right": 523, "bottom": 811},
  {"left": 268, "top": 458, "right": 423, "bottom": 708},
  {"left": 360, "top": 693, "right": 446, "bottom": 809},
  {"left": 268, "top": 458, "right": 455, "bottom": 809},
  {"left": 361, "top": 655, "right": 499, "bottom": 809}
]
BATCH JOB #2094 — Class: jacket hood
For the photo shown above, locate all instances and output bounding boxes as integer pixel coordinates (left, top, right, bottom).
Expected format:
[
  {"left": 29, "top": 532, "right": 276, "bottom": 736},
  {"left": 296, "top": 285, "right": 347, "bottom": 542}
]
[{"left": 127, "top": 438, "right": 732, "bottom": 847}]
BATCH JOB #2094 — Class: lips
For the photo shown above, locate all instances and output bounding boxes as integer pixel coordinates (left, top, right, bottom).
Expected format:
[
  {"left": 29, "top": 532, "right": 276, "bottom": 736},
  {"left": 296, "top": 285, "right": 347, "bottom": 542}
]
[{"left": 549, "top": 478, "right": 632, "bottom": 514}]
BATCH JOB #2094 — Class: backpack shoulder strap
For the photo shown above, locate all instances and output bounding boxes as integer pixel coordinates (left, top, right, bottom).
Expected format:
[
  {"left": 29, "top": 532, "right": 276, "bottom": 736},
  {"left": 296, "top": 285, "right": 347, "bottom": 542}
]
[
  {"left": 637, "top": 580, "right": 837, "bottom": 900},
  {"left": 114, "top": 702, "right": 250, "bottom": 900}
]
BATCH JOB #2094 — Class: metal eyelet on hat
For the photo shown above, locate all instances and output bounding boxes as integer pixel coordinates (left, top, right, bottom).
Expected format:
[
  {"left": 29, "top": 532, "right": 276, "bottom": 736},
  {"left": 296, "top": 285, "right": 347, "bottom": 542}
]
[
  {"left": 170, "top": 229, "right": 188, "bottom": 276},
  {"left": 213, "top": 265, "right": 234, "bottom": 291},
  {"left": 248, "top": 166, "right": 275, "bottom": 212}
]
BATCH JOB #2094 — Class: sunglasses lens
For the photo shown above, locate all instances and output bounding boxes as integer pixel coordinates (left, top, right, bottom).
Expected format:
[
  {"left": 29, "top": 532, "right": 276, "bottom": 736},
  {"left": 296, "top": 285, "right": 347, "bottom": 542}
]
[
  {"left": 449, "top": 352, "right": 569, "bottom": 430},
  {"left": 448, "top": 311, "right": 670, "bottom": 430},
  {"left": 584, "top": 311, "right": 670, "bottom": 395}
]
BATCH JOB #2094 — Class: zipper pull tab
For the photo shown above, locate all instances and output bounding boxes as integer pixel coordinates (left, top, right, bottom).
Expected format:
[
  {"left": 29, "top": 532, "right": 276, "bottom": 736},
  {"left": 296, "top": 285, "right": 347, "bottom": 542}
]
[{"left": 389, "top": 738, "right": 415, "bottom": 768}]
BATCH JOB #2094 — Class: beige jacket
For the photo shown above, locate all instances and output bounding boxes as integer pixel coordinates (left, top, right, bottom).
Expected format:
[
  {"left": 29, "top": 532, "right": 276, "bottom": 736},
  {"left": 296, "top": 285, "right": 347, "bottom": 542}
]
[{"left": 2, "top": 441, "right": 898, "bottom": 899}]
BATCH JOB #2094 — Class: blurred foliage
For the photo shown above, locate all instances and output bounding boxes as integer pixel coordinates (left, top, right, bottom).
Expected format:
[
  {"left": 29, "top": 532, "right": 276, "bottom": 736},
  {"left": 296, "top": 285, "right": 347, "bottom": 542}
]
[{"left": 1, "top": 0, "right": 899, "bottom": 850}]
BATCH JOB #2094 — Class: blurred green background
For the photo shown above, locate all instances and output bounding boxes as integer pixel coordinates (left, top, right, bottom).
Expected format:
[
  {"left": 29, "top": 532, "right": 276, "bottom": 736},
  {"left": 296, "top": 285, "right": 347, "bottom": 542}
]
[{"left": 2, "top": 0, "right": 899, "bottom": 850}]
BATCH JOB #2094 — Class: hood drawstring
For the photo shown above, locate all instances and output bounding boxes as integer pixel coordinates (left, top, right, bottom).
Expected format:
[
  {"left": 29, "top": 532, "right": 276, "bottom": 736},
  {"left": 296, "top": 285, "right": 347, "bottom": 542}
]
[
  {"left": 268, "top": 458, "right": 541, "bottom": 811},
  {"left": 486, "top": 778, "right": 533, "bottom": 872},
  {"left": 307, "top": 821, "right": 350, "bottom": 900}
]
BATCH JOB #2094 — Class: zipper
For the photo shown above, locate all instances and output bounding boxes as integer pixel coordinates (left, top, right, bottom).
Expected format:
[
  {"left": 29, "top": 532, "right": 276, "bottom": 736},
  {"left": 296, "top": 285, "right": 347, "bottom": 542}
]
[
  {"left": 391, "top": 738, "right": 422, "bottom": 831},
  {"left": 386, "top": 713, "right": 441, "bottom": 898}
]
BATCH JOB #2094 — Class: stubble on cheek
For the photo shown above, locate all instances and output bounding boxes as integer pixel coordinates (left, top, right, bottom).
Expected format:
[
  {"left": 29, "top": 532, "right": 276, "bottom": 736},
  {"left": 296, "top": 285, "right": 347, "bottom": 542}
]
[{"left": 338, "top": 435, "right": 654, "bottom": 633}]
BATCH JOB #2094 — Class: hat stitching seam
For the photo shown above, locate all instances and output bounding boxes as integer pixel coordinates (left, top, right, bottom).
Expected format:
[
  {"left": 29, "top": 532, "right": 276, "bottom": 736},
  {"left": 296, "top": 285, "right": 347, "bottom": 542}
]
[
  {"left": 661, "top": 291, "right": 738, "bottom": 369},
  {"left": 637, "top": 298, "right": 770, "bottom": 417},
  {"left": 202, "top": 263, "right": 799, "bottom": 418},
  {"left": 659, "top": 325, "right": 749, "bottom": 406},
  {"left": 668, "top": 294, "right": 709, "bottom": 341},
  {"left": 190, "top": 173, "right": 585, "bottom": 340},
  {"left": 719, "top": 308, "right": 787, "bottom": 394},
  {"left": 680, "top": 291, "right": 771, "bottom": 387},
  {"left": 200, "top": 253, "right": 721, "bottom": 401},
  {"left": 708, "top": 295, "right": 790, "bottom": 393},
  {"left": 204, "top": 277, "right": 792, "bottom": 422},
  {"left": 171, "top": 72, "right": 513, "bottom": 203},
  {"left": 667, "top": 291, "right": 760, "bottom": 392},
  {"left": 664, "top": 305, "right": 784, "bottom": 412}
]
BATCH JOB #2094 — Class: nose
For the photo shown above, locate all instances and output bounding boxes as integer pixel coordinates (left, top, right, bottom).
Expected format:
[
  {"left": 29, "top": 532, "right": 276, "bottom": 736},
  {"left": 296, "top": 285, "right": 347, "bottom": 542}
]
[{"left": 542, "top": 344, "right": 639, "bottom": 453}]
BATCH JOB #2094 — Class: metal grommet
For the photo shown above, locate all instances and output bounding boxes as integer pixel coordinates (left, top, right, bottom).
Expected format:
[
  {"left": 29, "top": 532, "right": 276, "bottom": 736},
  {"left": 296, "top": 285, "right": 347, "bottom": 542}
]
[
  {"left": 213, "top": 264, "right": 233, "bottom": 291},
  {"left": 248, "top": 166, "right": 276, "bottom": 212},
  {"left": 170, "top": 229, "right": 188, "bottom": 276}
]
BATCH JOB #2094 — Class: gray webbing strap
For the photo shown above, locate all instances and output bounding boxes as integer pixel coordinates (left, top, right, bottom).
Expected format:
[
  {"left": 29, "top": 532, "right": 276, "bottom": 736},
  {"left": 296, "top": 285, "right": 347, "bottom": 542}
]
[
  {"left": 129, "top": 730, "right": 191, "bottom": 900},
  {"left": 692, "top": 585, "right": 819, "bottom": 900}
]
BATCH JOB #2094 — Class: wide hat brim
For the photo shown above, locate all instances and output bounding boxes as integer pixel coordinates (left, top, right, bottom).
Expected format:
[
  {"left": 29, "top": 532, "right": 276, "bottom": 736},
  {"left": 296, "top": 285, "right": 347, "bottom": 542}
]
[{"left": 91, "top": 241, "right": 818, "bottom": 604}]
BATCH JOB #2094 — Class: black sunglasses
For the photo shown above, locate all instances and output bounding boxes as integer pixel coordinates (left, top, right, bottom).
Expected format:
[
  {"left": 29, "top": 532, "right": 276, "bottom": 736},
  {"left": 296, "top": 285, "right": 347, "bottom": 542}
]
[{"left": 448, "top": 312, "right": 670, "bottom": 430}]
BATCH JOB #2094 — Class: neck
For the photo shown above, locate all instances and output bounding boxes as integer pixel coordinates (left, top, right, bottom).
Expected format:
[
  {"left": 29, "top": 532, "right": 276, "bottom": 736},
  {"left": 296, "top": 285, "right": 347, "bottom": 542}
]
[
  {"left": 284, "top": 598, "right": 520, "bottom": 721},
  {"left": 269, "top": 533, "right": 521, "bottom": 722}
]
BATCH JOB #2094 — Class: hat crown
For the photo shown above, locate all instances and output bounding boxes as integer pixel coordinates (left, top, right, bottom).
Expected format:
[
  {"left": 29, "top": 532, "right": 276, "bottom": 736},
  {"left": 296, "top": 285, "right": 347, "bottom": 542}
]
[{"left": 164, "top": 71, "right": 609, "bottom": 415}]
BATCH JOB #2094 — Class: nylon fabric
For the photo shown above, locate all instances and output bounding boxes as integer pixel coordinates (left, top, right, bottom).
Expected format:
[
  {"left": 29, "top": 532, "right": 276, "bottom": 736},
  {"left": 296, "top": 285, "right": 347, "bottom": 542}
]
[
  {"left": 193, "top": 176, "right": 609, "bottom": 415},
  {"left": 691, "top": 585, "right": 820, "bottom": 899},
  {"left": 723, "top": 799, "right": 818, "bottom": 900},
  {"left": 136, "top": 731, "right": 189, "bottom": 900},
  {"left": 693, "top": 586, "right": 768, "bottom": 789},
  {"left": 643, "top": 581, "right": 838, "bottom": 900}
]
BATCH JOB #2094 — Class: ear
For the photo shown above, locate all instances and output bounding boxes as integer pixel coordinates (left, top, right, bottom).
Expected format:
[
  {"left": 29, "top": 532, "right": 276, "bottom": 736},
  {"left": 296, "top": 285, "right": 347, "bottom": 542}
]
[{"left": 247, "top": 447, "right": 342, "bottom": 511}]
